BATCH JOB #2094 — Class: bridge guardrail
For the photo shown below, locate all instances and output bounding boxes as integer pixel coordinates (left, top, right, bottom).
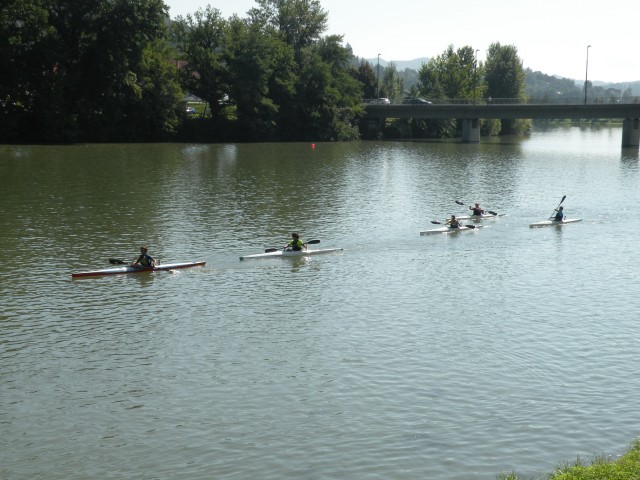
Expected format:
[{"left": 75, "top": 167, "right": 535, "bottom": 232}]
[{"left": 364, "top": 97, "right": 640, "bottom": 106}]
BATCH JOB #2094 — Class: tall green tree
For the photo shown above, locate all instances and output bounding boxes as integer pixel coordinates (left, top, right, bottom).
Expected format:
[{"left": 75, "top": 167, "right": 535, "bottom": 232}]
[
  {"left": 353, "top": 61, "right": 377, "bottom": 99},
  {"left": 416, "top": 45, "right": 480, "bottom": 137},
  {"left": 171, "top": 6, "right": 230, "bottom": 120},
  {"left": 418, "top": 45, "right": 478, "bottom": 99},
  {"left": 288, "top": 34, "right": 361, "bottom": 140},
  {"left": 247, "top": 0, "right": 360, "bottom": 140},
  {"left": 0, "top": 0, "right": 51, "bottom": 141},
  {"left": 248, "top": 0, "right": 327, "bottom": 55},
  {"left": 381, "top": 62, "right": 404, "bottom": 100},
  {"left": 223, "top": 14, "right": 296, "bottom": 140},
  {"left": 484, "top": 42, "right": 529, "bottom": 134},
  {"left": 1, "top": 0, "right": 179, "bottom": 142}
]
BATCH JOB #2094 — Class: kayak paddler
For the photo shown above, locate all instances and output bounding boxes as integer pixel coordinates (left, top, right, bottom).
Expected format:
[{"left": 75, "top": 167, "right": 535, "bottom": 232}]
[
  {"left": 285, "top": 232, "right": 307, "bottom": 251},
  {"left": 446, "top": 215, "right": 461, "bottom": 228},
  {"left": 469, "top": 203, "right": 485, "bottom": 216},
  {"left": 553, "top": 206, "right": 564, "bottom": 221},
  {"left": 131, "top": 245, "right": 157, "bottom": 267}
]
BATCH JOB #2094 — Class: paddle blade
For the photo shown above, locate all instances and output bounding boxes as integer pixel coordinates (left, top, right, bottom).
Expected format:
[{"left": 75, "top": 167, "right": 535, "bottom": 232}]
[
  {"left": 431, "top": 220, "right": 442, "bottom": 224},
  {"left": 559, "top": 195, "right": 567, "bottom": 205},
  {"left": 465, "top": 224, "right": 478, "bottom": 229},
  {"left": 455, "top": 200, "right": 465, "bottom": 205},
  {"left": 488, "top": 210, "right": 498, "bottom": 216},
  {"left": 264, "top": 248, "right": 279, "bottom": 253},
  {"left": 307, "top": 239, "right": 320, "bottom": 244},
  {"left": 108, "top": 258, "right": 126, "bottom": 264}
]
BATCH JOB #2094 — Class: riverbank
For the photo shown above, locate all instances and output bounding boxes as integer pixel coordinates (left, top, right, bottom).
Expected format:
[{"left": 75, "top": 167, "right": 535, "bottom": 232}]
[{"left": 499, "top": 439, "right": 640, "bottom": 479}]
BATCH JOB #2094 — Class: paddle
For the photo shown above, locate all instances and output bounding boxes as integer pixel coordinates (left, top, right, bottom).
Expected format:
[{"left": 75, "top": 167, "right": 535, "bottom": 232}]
[
  {"left": 264, "top": 239, "right": 320, "bottom": 253},
  {"left": 549, "top": 195, "right": 567, "bottom": 220},
  {"left": 455, "top": 200, "right": 497, "bottom": 216},
  {"left": 429, "top": 221, "right": 478, "bottom": 229},
  {"left": 109, "top": 258, "right": 128, "bottom": 264},
  {"left": 108, "top": 258, "right": 160, "bottom": 266}
]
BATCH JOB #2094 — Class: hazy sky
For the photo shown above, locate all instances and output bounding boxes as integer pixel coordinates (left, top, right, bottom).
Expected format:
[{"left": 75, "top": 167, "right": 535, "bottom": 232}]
[{"left": 164, "top": 0, "right": 639, "bottom": 84}]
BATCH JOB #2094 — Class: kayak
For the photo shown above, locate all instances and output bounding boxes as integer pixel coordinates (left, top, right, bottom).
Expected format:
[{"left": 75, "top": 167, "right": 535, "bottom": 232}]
[
  {"left": 240, "top": 248, "right": 343, "bottom": 260},
  {"left": 420, "top": 225, "right": 481, "bottom": 235},
  {"left": 454, "top": 213, "right": 505, "bottom": 221},
  {"left": 529, "top": 218, "right": 582, "bottom": 228},
  {"left": 72, "top": 261, "right": 206, "bottom": 278}
]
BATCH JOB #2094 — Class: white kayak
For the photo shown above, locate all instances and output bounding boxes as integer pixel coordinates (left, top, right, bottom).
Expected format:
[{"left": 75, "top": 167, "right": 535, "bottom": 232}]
[
  {"left": 240, "top": 247, "right": 343, "bottom": 260},
  {"left": 454, "top": 213, "right": 505, "bottom": 221},
  {"left": 420, "top": 225, "right": 481, "bottom": 235},
  {"left": 529, "top": 218, "right": 582, "bottom": 228}
]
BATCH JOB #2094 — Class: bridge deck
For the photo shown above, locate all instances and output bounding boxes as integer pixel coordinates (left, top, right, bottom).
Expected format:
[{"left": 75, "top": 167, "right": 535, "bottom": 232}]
[{"left": 365, "top": 103, "right": 640, "bottom": 120}]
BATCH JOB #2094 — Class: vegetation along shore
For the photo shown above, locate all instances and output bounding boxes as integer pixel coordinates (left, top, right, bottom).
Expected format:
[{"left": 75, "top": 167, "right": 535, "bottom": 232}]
[
  {"left": 2, "top": 0, "right": 638, "bottom": 144},
  {"left": 497, "top": 439, "right": 640, "bottom": 479}
]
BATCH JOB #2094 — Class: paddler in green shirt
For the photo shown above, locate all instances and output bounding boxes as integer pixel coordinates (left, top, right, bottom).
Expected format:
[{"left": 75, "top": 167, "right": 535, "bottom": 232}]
[
  {"left": 285, "top": 232, "right": 307, "bottom": 251},
  {"left": 446, "top": 215, "right": 461, "bottom": 228}
]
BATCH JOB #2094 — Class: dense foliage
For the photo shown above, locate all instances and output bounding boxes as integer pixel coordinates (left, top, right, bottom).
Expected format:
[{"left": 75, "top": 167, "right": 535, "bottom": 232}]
[
  {"left": 1, "top": 0, "right": 182, "bottom": 143},
  {"left": 3, "top": 0, "right": 630, "bottom": 144},
  {"left": 171, "top": 0, "right": 362, "bottom": 142}
]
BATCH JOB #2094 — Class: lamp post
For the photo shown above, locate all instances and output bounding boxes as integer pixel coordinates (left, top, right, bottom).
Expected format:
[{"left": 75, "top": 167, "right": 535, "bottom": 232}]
[
  {"left": 474, "top": 49, "right": 479, "bottom": 105},
  {"left": 584, "top": 45, "right": 591, "bottom": 105},
  {"left": 376, "top": 53, "right": 381, "bottom": 105}
]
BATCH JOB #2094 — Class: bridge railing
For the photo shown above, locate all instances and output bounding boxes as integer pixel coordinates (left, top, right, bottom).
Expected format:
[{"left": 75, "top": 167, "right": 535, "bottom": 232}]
[{"left": 364, "top": 97, "right": 640, "bottom": 106}]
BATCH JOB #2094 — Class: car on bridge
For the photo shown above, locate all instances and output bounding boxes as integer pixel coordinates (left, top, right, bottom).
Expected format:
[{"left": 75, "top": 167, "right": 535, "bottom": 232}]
[{"left": 370, "top": 98, "right": 390, "bottom": 105}]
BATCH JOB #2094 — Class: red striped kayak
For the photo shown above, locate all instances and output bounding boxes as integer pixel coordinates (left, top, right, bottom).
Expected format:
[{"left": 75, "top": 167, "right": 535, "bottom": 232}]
[{"left": 72, "top": 261, "right": 206, "bottom": 278}]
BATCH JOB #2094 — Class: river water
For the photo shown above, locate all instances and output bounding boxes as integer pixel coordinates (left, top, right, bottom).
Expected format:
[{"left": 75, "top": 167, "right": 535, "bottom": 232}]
[{"left": 1, "top": 128, "right": 639, "bottom": 479}]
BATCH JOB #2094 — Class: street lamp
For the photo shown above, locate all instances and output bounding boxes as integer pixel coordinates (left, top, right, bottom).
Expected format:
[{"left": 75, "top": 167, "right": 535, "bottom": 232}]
[
  {"left": 376, "top": 53, "right": 381, "bottom": 105},
  {"left": 584, "top": 45, "right": 591, "bottom": 105},
  {"left": 474, "top": 49, "right": 479, "bottom": 104}
]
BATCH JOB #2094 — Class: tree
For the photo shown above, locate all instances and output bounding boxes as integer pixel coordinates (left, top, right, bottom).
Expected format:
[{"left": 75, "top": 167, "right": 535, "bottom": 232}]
[
  {"left": 248, "top": 0, "right": 327, "bottom": 55},
  {"left": 246, "top": 0, "right": 360, "bottom": 140},
  {"left": 171, "top": 6, "right": 230, "bottom": 120},
  {"left": 419, "top": 45, "right": 478, "bottom": 100},
  {"left": 1, "top": 0, "right": 179, "bottom": 142},
  {"left": 223, "top": 14, "right": 296, "bottom": 140},
  {"left": 416, "top": 45, "right": 480, "bottom": 138},
  {"left": 0, "top": 0, "right": 52, "bottom": 141},
  {"left": 291, "top": 34, "right": 361, "bottom": 140},
  {"left": 381, "top": 63, "right": 404, "bottom": 100},
  {"left": 484, "top": 42, "right": 529, "bottom": 134},
  {"left": 353, "top": 61, "right": 377, "bottom": 99}
]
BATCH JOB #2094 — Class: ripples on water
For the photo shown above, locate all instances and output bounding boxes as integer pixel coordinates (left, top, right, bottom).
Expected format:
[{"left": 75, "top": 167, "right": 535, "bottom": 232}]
[{"left": 1, "top": 130, "right": 640, "bottom": 479}]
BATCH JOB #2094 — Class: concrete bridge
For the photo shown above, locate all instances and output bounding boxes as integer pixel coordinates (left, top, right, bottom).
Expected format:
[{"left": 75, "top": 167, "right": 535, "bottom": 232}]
[{"left": 364, "top": 99, "right": 640, "bottom": 147}]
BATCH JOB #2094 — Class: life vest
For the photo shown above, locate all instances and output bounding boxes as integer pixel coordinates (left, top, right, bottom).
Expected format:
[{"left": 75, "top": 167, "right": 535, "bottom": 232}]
[
  {"left": 138, "top": 253, "right": 154, "bottom": 266},
  {"left": 289, "top": 239, "right": 304, "bottom": 251}
]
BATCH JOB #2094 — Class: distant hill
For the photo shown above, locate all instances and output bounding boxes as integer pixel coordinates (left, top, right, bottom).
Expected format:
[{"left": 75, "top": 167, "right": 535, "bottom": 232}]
[{"left": 364, "top": 57, "right": 430, "bottom": 71}]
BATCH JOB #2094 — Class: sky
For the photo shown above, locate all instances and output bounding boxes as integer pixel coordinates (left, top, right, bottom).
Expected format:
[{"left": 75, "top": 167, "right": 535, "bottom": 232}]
[{"left": 163, "top": 0, "right": 639, "bottom": 84}]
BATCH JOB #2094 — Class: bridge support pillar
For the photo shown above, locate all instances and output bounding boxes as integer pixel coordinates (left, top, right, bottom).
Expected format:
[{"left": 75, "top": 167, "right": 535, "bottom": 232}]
[
  {"left": 622, "top": 118, "right": 640, "bottom": 148},
  {"left": 462, "top": 119, "right": 480, "bottom": 143}
]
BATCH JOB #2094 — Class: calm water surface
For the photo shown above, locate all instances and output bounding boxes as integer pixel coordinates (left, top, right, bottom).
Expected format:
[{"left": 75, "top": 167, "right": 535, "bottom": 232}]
[{"left": 1, "top": 128, "right": 640, "bottom": 479}]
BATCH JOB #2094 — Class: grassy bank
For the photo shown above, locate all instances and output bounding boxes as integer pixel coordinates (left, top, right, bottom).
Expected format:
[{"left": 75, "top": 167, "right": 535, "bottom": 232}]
[{"left": 498, "top": 439, "right": 640, "bottom": 479}]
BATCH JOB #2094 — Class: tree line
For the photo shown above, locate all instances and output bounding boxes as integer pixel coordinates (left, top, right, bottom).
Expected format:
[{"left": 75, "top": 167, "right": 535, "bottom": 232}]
[{"left": 1, "top": 0, "right": 534, "bottom": 144}]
